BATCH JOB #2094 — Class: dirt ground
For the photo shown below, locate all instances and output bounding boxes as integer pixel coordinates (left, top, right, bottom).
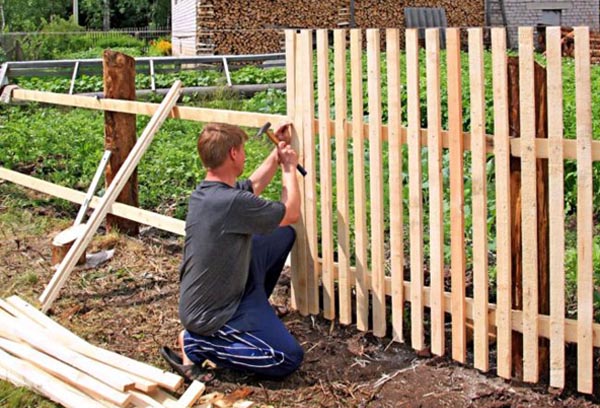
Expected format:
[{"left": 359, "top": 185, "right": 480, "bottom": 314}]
[{"left": 0, "top": 184, "right": 598, "bottom": 407}]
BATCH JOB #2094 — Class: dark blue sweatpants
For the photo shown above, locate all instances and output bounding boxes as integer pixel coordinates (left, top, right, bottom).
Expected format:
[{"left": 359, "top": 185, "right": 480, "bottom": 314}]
[{"left": 183, "top": 226, "right": 304, "bottom": 378}]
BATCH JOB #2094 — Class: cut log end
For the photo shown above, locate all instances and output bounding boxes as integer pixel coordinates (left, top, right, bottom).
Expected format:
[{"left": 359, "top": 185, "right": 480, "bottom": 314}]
[{"left": 51, "top": 224, "right": 87, "bottom": 266}]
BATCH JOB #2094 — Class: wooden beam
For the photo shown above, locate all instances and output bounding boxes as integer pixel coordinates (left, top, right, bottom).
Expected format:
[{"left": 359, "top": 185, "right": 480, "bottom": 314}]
[
  {"left": 39, "top": 81, "right": 182, "bottom": 313},
  {"left": 177, "top": 381, "right": 206, "bottom": 407}
]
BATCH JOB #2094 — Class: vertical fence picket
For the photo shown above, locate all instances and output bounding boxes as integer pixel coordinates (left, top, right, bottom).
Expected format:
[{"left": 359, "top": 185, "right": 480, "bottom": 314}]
[
  {"left": 286, "top": 30, "right": 306, "bottom": 314},
  {"left": 447, "top": 28, "right": 466, "bottom": 364},
  {"left": 334, "top": 29, "right": 352, "bottom": 325},
  {"left": 351, "top": 29, "right": 369, "bottom": 332},
  {"left": 546, "top": 26, "right": 565, "bottom": 390},
  {"left": 302, "top": 30, "right": 319, "bottom": 316},
  {"left": 491, "top": 27, "right": 512, "bottom": 380},
  {"left": 426, "top": 28, "right": 444, "bottom": 356},
  {"left": 317, "top": 29, "right": 335, "bottom": 320},
  {"left": 386, "top": 28, "right": 404, "bottom": 342},
  {"left": 367, "top": 29, "right": 386, "bottom": 338},
  {"left": 406, "top": 29, "right": 425, "bottom": 351},
  {"left": 574, "top": 26, "right": 594, "bottom": 395},
  {"left": 519, "top": 27, "right": 539, "bottom": 383},
  {"left": 468, "top": 27, "right": 489, "bottom": 372}
]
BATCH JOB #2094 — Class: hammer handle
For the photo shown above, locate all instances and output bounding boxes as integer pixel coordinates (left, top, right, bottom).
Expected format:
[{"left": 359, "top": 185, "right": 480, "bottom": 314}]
[{"left": 266, "top": 129, "right": 307, "bottom": 177}]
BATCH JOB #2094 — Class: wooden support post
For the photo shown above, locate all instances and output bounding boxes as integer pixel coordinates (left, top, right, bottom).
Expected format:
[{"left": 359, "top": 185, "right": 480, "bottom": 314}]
[
  {"left": 507, "top": 56, "right": 549, "bottom": 381},
  {"left": 103, "top": 50, "right": 139, "bottom": 236}
]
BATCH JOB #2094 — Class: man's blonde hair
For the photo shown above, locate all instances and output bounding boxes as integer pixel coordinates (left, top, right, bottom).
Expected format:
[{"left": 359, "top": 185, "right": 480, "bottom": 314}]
[{"left": 197, "top": 123, "right": 248, "bottom": 169}]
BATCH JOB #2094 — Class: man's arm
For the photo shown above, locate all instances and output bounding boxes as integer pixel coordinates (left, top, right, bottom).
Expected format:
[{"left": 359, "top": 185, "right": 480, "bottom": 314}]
[
  {"left": 278, "top": 142, "right": 300, "bottom": 226},
  {"left": 249, "top": 148, "right": 279, "bottom": 196}
]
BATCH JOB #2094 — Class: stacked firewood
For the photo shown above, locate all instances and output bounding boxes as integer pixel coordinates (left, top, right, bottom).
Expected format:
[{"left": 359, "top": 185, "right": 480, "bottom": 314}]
[
  {"left": 0, "top": 296, "right": 255, "bottom": 408},
  {"left": 559, "top": 26, "right": 600, "bottom": 64}
]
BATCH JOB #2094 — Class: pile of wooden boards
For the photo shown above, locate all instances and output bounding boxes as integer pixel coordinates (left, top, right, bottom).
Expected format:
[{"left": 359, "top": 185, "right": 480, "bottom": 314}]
[{"left": 0, "top": 295, "right": 206, "bottom": 407}]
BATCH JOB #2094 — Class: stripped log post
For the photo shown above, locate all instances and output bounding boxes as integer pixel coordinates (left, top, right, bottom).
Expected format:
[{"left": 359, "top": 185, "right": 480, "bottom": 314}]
[
  {"left": 507, "top": 55, "right": 550, "bottom": 381},
  {"left": 103, "top": 50, "right": 139, "bottom": 236}
]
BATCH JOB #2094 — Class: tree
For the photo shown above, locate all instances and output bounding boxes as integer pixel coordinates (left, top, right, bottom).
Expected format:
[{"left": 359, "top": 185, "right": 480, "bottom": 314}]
[{"left": 1, "top": 0, "right": 70, "bottom": 31}]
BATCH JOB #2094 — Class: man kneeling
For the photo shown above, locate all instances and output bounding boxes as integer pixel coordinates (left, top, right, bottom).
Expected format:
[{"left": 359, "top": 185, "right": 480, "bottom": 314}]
[{"left": 162, "top": 122, "right": 303, "bottom": 381}]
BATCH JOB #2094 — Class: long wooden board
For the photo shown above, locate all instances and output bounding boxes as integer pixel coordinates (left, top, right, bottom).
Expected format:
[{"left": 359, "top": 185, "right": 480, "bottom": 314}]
[
  {"left": 519, "top": 27, "right": 539, "bottom": 383},
  {"left": 447, "top": 27, "right": 466, "bottom": 364},
  {"left": 367, "top": 29, "right": 386, "bottom": 338},
  {"left": 334, "top": 29, "right": 352, "bottom": 325},
  {"left": 469, "top": 28, "right": 489, "bottom": 372},
  {"left": 386, "top": 28, "right": 404, "bottom": 343},
  {"left": 545, "top": 26, "right": 566, "bottom": 390},
  {"left": 4, "top": 296, "right": 182, "bottom": 391},
  {"left": 351, "top": 29, "right": 369, "bottom": 332},
  {"left": 491, "top": 27, "right": 512, "bottom": 380},
  {"left": 316, "top": 29, "right": 335, "bottom": 320},
  {"left": 406, "top": 29, "right": 424, "bottom": 351},
  {"left": 574, "top": 26, "right": 594, "bottom": 395},
  {"left": 39, "top": 81, "right": 182, "bottom": 312},
  {"left": 426, "top": 28, "right": 445, "bottom": 356}
]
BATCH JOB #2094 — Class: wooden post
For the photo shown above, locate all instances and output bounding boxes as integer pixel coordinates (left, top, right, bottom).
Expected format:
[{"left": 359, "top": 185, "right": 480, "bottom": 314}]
[
  {"left": 103, "top": 50, "right": 139, "bottom": 236},
  {"left": 507, "top": 56, "right": 549, "bottom": 381}
]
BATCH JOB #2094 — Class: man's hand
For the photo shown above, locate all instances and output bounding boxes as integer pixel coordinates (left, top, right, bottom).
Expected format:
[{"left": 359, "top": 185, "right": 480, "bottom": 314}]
[
  {"left": 277, "top": 141, "right": 298, "bottom": 171},
  {"left": 274, "top": 123, "right": 292, "bottom": 145}
]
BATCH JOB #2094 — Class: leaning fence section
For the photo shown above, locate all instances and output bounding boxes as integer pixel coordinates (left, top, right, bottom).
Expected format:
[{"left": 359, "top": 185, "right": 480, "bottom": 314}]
[{"left": 285, "top": 26, "right": 600, "bottom": 394}]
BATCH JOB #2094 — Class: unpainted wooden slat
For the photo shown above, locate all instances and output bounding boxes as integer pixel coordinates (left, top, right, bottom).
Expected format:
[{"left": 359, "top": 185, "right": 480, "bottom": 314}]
[
  {"left": 468, "top": 27, "right": 489, "bottom": 372},
  {"left": 574, "top": 26, "right": 594, "bottom": 395},
  {"left": 426, "top": 28, "right": 445, "bottom": 356},
  {"left": 446, "top": 27, "right": 466, "bottom": 364},
  {"left": 545, "top": 26, "right": 566, "bottom": 390},
  {"left": 302, "top": 29, "right": 319, "bottom": 316},
  {"left": 351, "top": 29, "right": 369, "bottom": 332},
  {"left": 317, "top": 29, "right": 335, "bottom": 320},
  {"left": 406, "top": 28, "right": 425, "bottom": 351},
  {"left": 334, "top": 29, "right": 352, "bottom": 325},
  {"left": 518, "top": 27, "right": 540, "bottom": 383},
  {"left": 290, "top": 30, "right": 309, "bottom": 315},
  {"left": 367, "top": 29, "right": 386, "bottom": 338},
  {"left": 386, "top": 28, "right": 404, "bottom": 343},
  {"left": 491, "top": 27, "right": 512, "bottom": 380}
]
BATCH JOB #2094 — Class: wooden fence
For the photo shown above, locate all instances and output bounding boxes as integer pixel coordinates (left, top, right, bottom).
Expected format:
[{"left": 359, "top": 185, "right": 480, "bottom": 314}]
[
  {"left": 285, "top": 26, "right": 600, "bottom": 394},
  {"left": 2, "top": 24, "right": 599, "bottom": 396}
]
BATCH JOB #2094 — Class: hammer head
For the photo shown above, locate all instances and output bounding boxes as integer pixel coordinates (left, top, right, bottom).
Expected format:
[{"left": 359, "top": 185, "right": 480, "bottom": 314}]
[{"left": 254, "top": 122, "right": 272, "bottom": 139}]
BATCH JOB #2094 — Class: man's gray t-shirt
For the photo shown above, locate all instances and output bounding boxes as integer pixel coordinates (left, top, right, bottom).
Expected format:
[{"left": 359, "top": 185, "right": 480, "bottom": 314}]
[{"left": 179, "top": 179, "right": 285, "bottom": 336}]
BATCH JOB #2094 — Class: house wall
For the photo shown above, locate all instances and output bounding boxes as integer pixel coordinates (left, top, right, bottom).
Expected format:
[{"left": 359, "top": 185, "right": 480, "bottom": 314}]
[
  {"left": 501, "top": 0, "right": 600, "bottom": 47},
  {"left": 171, "top": 0, "right": 197, "bottom": 56}
]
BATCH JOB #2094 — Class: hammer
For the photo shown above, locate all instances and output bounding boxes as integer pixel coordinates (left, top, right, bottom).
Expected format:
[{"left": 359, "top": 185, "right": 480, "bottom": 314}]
[{"left": 255, "top": 122, "right": 307, "bottom": 177}]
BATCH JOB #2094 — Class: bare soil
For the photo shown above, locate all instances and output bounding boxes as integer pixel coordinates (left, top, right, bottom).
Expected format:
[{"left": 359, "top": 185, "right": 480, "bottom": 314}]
[{"left": 0, "top": 184, "right": 598, "bottom": 407}]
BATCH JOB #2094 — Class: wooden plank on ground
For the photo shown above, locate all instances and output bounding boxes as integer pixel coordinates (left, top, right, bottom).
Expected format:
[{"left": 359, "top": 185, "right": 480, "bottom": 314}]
[
  {"left": 386, "top": 27, "right": 404, "bottom": 343},
  {"left": 426, "top": 28, "right": 445, "bottom": 356},
  {"left": 406, "top": 29, "right": 425, "bottom": 351},
  {"left": 367, "top": 28, "right": 386, "bottom": 338},
  {"left": 4, "top": 296, "right": 183, "bottom": 391},
  {"left": 518, "top": 27, "right": 539, "bottom": 383},
  {"left": 574, "top": 26, "right": 594, "bottom": 395},
  {"left": 290, "top": 30, "right": 308, "bottom": 316},
  {"left": 545, "top": 26, "right": 566, "bottom": 390},
  {"left": 177, "top": 380, "right": 206, "bottom": 407},
  {"left": 491, "top": 27, "right": 512, "bottom": 380},
  {"left": 469, "top": 27, "right": 489, "bottom": 372},
  {"left": 334, "top": 29, "right": 352, "bottom": 325},
  {"left": 0, "top": 348, "right": 109, "bottom": 408},
  {"left": 317, "top": 29, "right": 335, "bottom": 320},
  {"left": 0, "top": 338, "right": 131, "bottom": 407},
  {"left": 302, "top": 29, "right": 319, "bottom": 316},
  {"left": 39, "top": 81, "right": 182, "bottom": 313},
  {"left": 351, "top": 28, "right": 369, "bottom": 332},
  {"left": 447, "top": 27, "right": 466, "bottom": 364}
]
